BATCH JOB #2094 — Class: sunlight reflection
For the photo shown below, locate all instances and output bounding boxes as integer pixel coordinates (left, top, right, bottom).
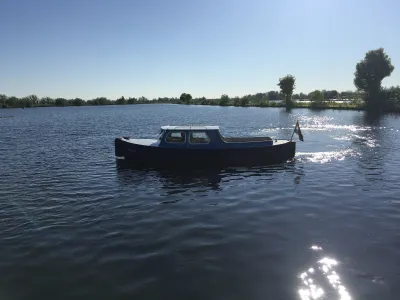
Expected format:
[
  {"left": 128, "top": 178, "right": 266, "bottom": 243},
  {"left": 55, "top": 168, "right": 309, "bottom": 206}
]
[
  {"left": 311, "top": 245, "right": 323, "bottom": 251},
  {"left": 334, "top": 133, "right": 380, "bottom": 148},
  {"left": 260, "top": 124, "right": 371, "bottom": 134},
  {"left": 296, "top": 149, "right": 360, "bottom": 163},
  {"left": 298, "top": 246, "right": 352, "bottom": 300}
]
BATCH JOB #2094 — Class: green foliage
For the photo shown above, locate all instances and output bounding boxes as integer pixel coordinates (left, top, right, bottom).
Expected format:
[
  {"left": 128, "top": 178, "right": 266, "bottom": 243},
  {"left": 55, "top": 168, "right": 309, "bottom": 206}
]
[
  {"left": 309, "top": 90, "right": 325, "bottom": 109},
  {"left": 179, "top": 93, "right": 192, "bottom": 104},
  {"left": 6, "top": 96, "right": 18, "bottom": 107},
  {"left": 127, "top": 97, "right": 137, "bottom": 104},
  {"left": 20, "top": 96, "right": 32, "bottom": 108},
  {"left": 72, "top": 98, "right": 84, "bottom": 106},
  {"left": 310, "top": 90, "right": 325, "bottom": 103},
  {"left": 354, "top": 48, "right": 395, "bottom": 111},
  {"left": 0, "top": 94, "right": 6, "bottom": 108},
  {"left": 267, "top": 91, "right": 280, "bottom": 100},
  {"left": 116, "top": 96, "right": 126, "bottom": 105},
  {"left": 55, "top": 98, "right": 67, "bottom": 106},
  {"left": 321, "top": 90, "right": 338, "bottom": 100},
  {"left": 199, "top": 97, "right": 209, "bottom": 105},
  {"left": 40, "top": 97, "right": 55, "bottom": 106},
  {"left": 240, "top": 95, "right": 250, "bottom": 107},
  {"left": 233, "top": 97, "right": 241, "bottom": 106},
  {"left": 219, "top": 94, "right": 229, "bottom": 106},
  {"left": 27, "top": 95, "right": 38, "bottom": 105},
  {"left": 383, "top": 86, "right": 400, "bottom": 112},
  {"left": 278, "top": 75, "right": 296, "bottom": 110},
  {"left": 0, "top": 85, "right": 398, "bottom": 113},
  {"left": 91, "top": 97, "right": 110, "bottom": 105}
]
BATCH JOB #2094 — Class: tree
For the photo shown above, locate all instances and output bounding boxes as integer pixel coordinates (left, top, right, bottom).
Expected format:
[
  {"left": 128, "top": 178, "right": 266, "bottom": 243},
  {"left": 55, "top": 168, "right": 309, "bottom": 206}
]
[
  {"left": 310, "top": 90, "right": 324, "bottom": 103},
  {"left": 40, "top": 96, "right": 54, "bottom": 106},
  {"left": 0, "top": 94, "right": 7, "bottom": 108},
  {"left": 55, "top": 98, "right": 68, "bottom": 106},
  {"left": 324, "top": 90, "right": 338, "bottom": 100},
  {"left": 219, "top": 94, "right": 229, "bottom": 106},
  {"left": 233, "top": 97, "right": 241, "bottom": 106},
  {"left": 91, "top": 97, "right": 109, "bottom": 105},
  {"left": 309, "top": 90, "right": 325, "bottom": 109},
  {"left": 179, "top": 93, "right": 192, "bottom": 104},
  {"left": 383, "top": 86, "right": 400, "bottom": 112},
  {"left": 72, "top": 98, "right": 84, "bottom": 106},
  {"left": 127, "top": 97, "right": 137, "bottom": 104},
  {"left": 21, "top": 96, "right": 32, "bottom": 107},
  {"left": 253, "top": 93, "right": 265, "bottom": 105},
  {"left": 6, "top": 96, "right": 18, "bottom": 107},
  {"left": 267, "top": 91, "right": 280, "bottom": 100},
  {"left": 116, "top": 96, "right": 126, "bottom": 105},
  {"left": 240, "top": 95, "right": 250, "bottom": 107},
  {"left": 27, "top": 94, "right": 38, "bottom": 105},
  {"left": 277, "top": 75, "right": 296, "bottom": 110},
  {"left": 299, "top": 92, "right": 307, "bottom": 100},
  {"left": 354, "top": 48, "right": 394, "bottom": 111}
]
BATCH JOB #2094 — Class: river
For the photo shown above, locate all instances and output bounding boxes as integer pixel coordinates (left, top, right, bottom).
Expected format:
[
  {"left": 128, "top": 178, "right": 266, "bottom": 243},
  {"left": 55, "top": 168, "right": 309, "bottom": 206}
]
[{"left": 0, "top": 104, "right": 399, "bottom": 300}]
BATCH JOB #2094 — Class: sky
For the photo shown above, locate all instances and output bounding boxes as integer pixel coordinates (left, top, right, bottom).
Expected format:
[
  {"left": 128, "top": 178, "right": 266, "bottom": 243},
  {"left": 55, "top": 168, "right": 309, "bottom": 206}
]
[{"left": 1, "top": 0, "right": 399, "bottom": 100}]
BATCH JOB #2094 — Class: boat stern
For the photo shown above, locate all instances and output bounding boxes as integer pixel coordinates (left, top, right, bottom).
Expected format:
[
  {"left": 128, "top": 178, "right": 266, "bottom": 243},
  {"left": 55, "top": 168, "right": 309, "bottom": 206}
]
[{"left": 273, "top": 139, "right": 296, "bottom": 161}]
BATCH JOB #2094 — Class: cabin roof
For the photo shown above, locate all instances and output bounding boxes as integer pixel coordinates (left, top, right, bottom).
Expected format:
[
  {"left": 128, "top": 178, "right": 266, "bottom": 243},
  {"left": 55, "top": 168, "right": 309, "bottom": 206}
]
[{"left": 160, "top": 125, "right": 220, "bottom": 130}]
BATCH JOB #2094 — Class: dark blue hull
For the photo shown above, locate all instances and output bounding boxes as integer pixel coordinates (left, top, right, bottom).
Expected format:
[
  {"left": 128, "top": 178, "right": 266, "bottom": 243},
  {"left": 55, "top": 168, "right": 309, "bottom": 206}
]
[{"left": 115, "top": 138, "right": 296, "bottom": 168}]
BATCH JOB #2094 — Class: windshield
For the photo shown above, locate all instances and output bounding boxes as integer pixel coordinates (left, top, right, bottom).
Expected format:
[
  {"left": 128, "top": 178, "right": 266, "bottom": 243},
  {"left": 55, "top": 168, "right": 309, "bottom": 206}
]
[{"left": 158, "top": 129, "right": 165, "bottom": 141}]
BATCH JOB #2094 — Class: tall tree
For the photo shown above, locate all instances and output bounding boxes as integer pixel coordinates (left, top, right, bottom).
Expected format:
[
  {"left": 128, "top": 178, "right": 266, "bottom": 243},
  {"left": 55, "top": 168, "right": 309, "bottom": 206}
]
[
  {"left": 277, "top": 75, "right": 296, "bottom": 110},
  {"left": 179, "top": 93, "right": 192, "bottom": 104},
  {"left": 354, "top": 48, "right": 394, "bottom": 111}
]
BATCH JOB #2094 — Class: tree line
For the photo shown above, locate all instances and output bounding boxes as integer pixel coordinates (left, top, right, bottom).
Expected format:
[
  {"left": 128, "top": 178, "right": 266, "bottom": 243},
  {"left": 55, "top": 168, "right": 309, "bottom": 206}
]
[
  {"left": 0, "top": 89, "right": 365, "bottom": 109},
  {"left": 1, "top": 48, "right": 399, "bottom": 113}
]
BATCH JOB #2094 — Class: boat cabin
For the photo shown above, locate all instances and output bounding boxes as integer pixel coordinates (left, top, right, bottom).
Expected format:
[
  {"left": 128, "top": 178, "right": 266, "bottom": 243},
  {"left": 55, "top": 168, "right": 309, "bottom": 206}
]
[{"left": 157, "top": 125, "right": 274, "bottom": 148}]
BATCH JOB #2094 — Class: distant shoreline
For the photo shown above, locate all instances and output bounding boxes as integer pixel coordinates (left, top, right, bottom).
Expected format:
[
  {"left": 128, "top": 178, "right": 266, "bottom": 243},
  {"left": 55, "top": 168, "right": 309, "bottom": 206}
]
[{"left": 0, "top": 100, "right": 368, "bottom": 112}]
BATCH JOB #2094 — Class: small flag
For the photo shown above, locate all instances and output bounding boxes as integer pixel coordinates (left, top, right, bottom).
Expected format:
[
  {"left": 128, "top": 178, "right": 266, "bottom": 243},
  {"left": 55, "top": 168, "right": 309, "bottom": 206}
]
[{"left": 293, "top": 120, "right": 304, "bottom": 141}]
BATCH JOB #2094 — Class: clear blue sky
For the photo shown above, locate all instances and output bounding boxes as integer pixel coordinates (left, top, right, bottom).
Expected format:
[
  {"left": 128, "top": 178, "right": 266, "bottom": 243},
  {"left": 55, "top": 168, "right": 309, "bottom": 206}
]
[{"left": 1, "top": 0, "right": 399, "bottom": 100}]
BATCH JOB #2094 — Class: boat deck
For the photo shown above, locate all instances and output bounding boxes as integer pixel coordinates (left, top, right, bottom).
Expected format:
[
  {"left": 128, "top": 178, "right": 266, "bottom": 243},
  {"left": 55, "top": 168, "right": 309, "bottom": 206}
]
[{"left": 121, "top": 138, "right": 289, "bottom": 147}]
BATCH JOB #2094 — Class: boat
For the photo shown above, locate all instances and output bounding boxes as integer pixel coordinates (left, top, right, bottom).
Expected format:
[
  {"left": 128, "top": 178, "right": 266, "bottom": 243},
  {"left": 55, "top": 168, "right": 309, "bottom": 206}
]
[{"left": 114, "top": 122, "right": 303, "bottom": 168}]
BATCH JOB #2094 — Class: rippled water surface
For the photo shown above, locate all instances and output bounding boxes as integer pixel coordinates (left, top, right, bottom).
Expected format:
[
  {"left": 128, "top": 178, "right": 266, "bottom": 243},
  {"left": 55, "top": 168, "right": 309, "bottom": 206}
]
[{"left": 1, "top": 105, "right": 400, "bottom": 300}]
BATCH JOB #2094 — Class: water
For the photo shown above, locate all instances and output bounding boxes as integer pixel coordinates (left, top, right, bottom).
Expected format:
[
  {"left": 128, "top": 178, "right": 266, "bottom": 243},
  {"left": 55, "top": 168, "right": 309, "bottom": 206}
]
[{"left": 0, "top": 104, "right": 399, "bottom": 300}]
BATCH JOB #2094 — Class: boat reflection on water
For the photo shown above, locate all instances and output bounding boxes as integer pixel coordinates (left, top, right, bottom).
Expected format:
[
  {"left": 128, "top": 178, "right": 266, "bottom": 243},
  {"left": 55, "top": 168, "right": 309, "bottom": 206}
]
[
  {"left": 115, "top": 158, "right": 304, "bottom": 194},
  {"left": 115, "top": 159, "right": 223, "bottom": 192}
]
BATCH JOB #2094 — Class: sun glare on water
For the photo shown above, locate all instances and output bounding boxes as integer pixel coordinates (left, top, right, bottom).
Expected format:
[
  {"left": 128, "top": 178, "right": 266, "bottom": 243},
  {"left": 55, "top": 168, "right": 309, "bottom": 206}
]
[{"left": 298, "top": 246, "right": 352, "bottom": 300}]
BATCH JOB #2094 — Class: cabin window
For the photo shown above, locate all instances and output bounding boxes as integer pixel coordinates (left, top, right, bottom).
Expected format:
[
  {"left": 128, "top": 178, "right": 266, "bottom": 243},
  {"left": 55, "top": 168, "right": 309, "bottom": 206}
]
[
  {"left": 165, "top": 131, "right": 186, "bottom": 143},
  {"left": 189, "top": 131, "right": 210, "bottom": 144}
]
